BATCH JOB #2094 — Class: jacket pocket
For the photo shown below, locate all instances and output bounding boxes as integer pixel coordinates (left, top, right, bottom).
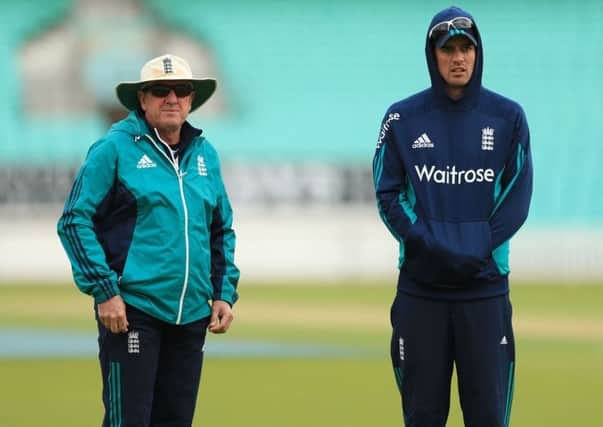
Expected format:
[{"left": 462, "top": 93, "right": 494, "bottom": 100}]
[{"left": 403, "top": 219, "right": 496, "bottom": 287}]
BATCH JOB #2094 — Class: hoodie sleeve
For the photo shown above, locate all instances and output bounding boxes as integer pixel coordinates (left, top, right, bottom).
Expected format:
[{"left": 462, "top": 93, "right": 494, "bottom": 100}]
[
  {"left": 57, "top": 140, "right": 120, "bottom": 303},
  {"left": 209, "top": 150, "right": 240, "bottom": 306},
  {"left": 489, "top": 107, "right": 533, "bottom": 248},
  {"left": 373, "top": 112, "right": 425, "bottom": 243}
]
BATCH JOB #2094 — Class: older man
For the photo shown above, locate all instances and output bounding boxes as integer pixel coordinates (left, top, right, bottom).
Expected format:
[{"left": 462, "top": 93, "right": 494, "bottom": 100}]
[{"left": 58, "top": 54, "right": 239, "bottom": 426}]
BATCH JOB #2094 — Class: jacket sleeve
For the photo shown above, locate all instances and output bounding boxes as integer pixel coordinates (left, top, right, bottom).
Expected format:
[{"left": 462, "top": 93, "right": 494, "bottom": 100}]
[
  {"left": 57, "top": 140, "right": 120, "bottom": 303},
  {"left": 489, "top": 107, "right": 533, "bottom": 248},
  {"left": 373, "top": 112, "right": 425, "bottom": 243},
  {"left": 209, "top": 152, "right": 240, "bottom": 306}
]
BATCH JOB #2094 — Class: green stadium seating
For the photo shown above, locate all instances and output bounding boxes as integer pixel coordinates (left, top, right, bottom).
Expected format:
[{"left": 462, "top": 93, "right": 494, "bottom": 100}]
[{"left": 0, "top": 0, "right": 602, "bottom": 223}]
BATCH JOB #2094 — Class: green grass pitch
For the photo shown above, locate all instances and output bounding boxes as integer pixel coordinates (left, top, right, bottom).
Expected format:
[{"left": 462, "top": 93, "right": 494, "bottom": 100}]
[{"left": 0, "top": 281, "right": 602, "bottom": 426}]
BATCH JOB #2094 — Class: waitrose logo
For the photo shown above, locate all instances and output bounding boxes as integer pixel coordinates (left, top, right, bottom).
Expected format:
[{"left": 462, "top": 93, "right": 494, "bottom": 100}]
[{"left": 414, "top": 164, "right": 495, "bottom": 184}]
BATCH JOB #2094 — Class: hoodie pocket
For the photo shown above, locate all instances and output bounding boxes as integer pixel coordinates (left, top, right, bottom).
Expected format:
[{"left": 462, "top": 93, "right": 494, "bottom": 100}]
[{"left": 403, "top": 219, "right": 496, "bottom": 287}]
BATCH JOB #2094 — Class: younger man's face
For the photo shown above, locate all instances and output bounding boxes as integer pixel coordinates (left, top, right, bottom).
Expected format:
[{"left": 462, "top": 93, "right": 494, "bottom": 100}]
[{"left": 435, "top": 36, "right": 476, "bottom": 89}]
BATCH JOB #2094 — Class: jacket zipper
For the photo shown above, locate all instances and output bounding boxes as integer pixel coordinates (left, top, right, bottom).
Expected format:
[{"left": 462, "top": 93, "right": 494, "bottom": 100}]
[{"left": 144, "top": 132, "right": 190, "bottom": 325}]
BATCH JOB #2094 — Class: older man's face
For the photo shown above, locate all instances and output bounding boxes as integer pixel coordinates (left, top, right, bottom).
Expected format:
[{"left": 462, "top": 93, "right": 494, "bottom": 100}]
[{"left": 138, "top": 81, "right": 195, "bottom": 138}]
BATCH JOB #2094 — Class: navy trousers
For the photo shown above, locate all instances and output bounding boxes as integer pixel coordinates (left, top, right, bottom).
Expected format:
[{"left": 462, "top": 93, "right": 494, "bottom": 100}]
[
  {"left": 97, "top": 304, "right": 210, "bottom": 427},
  {"left": 390, "top": 292, "right": 515, "bottom": 427}
]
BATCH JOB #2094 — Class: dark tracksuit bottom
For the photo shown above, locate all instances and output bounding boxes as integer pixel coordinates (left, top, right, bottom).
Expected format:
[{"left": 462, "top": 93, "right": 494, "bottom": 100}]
[
  {"left": 97, "top": 304, "right": 210, "bottom": 427},
  {"left": 390, "top": 292, "right": 515, "bottom": 427}
]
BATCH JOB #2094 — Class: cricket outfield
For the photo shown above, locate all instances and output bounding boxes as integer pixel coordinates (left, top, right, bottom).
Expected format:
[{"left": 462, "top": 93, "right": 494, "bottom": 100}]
[{"left": 0, "top": 282, "right": 601, "bottom": 426}]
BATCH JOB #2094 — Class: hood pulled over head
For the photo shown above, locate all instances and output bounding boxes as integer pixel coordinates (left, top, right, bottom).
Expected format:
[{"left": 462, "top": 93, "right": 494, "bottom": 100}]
[{"left": 425, "top": 6, "right": 483, "bottom": 105}]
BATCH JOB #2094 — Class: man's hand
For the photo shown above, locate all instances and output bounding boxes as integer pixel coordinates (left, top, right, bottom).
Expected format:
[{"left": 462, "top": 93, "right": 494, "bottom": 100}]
[
  {"left": 208, "top": 300, "right": 233, "bottom": 334},
  {"left": 97, "top": 295, "right": 129, "bottom": 334}
]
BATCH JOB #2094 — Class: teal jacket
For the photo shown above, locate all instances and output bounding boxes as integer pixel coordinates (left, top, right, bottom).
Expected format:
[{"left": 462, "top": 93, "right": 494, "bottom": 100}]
[{"left": 58, "top": 111, "right": 239, "bottom": 325}]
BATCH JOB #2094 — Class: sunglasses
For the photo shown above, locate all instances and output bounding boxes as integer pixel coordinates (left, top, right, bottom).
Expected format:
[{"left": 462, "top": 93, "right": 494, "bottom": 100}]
[
  {"left": 428, "top": 17, "right": 473, "bottom": 40},
  {"left": 143, "top": 83, "right": 194, "bottom": 98}
]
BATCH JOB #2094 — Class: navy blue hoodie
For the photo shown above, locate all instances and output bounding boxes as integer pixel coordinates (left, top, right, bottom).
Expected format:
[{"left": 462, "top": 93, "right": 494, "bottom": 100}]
[{"left": 373, "top": 6, "right": 533, "bottom": 300}]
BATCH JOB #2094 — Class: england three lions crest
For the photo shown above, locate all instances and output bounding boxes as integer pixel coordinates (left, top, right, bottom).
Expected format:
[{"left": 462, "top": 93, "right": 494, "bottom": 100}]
[{"left": 481, "top": 127, "right": 494, "bottom": 151}]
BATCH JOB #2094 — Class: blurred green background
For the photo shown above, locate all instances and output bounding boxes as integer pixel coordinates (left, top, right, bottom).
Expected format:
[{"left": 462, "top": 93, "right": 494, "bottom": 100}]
[
  {"left": 1, "top": 0, "right": 602, "bottom": 426},
  {"left": 1, "top": 0, "right": 602, "bottom": 222}
]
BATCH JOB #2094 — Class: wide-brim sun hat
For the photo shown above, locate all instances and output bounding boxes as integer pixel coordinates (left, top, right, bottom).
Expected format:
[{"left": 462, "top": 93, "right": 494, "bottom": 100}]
[{"left": 115, "top": 54, "right": 217, "bottom": 112}]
